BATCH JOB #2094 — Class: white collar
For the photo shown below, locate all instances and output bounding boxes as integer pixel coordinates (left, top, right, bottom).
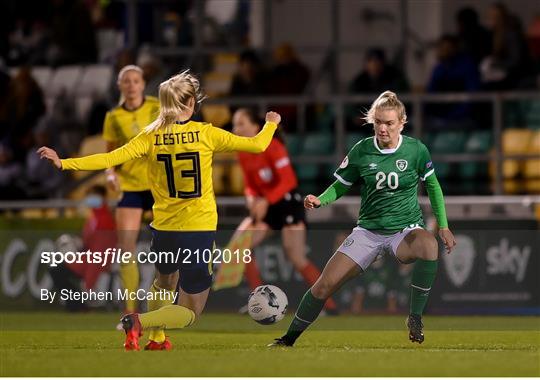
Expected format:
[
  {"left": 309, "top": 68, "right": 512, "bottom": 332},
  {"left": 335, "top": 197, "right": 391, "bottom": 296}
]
[{"left": 373, "top": 135, "right": 403, "bottom": 154}]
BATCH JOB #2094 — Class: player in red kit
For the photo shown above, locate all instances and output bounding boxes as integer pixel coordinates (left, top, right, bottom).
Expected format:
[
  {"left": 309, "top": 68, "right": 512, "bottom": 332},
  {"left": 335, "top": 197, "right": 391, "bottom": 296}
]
[
  {"left": 230, "top": 108, "right": 337, "bottom": 313},
  {"left": 48, "top": 185, "right": 116, "bottom": 311}
]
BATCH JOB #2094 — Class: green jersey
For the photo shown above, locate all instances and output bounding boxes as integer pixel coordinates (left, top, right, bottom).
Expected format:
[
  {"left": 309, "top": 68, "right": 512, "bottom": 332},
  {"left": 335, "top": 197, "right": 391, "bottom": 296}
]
[{"left": 334, "top": 135, "right": 434, "bottom": 233}]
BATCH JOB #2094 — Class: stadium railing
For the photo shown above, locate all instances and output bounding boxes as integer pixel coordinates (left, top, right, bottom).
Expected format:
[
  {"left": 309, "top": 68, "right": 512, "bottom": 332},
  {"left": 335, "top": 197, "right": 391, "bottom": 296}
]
[{"left": 1, "top": 196, "right": 539, "bottom": 223}]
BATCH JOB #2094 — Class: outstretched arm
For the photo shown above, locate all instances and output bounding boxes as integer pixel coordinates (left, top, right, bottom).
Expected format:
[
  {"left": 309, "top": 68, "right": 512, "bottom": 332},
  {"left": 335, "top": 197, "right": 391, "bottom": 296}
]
[
  {"left": 304, "top": 180, "right": 351, "bottom": 209},
  {"left": 424, "top": 174, "right": 456, "bottom": 252},
  {"left": 424, "top": 174, "right": 447, "bottom": 228},
  {"left": 38, "top": 132, "right": 149, "bottom": 171},
  {"left": 211, "top": 112, "right": 280, "bottom": 153}
]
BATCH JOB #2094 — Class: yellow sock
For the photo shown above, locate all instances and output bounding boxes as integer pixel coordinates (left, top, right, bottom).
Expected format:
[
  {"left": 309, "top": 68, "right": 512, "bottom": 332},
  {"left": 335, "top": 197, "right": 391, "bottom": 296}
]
[
  {"left": 120, "top": 261, "right": 139, "bottom": 312},
  {"left": 139, "top": 305, "right": 195, "bottom": 330},
  {"left": 147, "top": 281, "right": 174, "bottom": 343}
]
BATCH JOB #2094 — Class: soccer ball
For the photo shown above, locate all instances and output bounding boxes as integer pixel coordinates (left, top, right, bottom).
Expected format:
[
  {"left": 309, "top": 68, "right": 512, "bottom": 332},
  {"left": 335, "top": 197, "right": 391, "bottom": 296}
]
[{"left": 247, "top": 285, "right": 288, "bottom": 325}]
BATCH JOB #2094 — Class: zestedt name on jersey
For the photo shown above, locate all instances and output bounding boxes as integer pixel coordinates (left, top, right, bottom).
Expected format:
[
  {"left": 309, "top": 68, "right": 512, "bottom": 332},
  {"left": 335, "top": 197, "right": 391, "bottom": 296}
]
[{"left": 154, "top": 131, "right": 201, "bottom": 145}]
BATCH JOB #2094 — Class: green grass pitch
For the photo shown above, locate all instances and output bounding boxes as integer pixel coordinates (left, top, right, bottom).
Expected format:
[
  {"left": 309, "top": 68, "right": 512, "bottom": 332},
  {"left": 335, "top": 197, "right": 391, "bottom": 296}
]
[{"left": 1, "top": 312, "right": 539, "bottom": 376}]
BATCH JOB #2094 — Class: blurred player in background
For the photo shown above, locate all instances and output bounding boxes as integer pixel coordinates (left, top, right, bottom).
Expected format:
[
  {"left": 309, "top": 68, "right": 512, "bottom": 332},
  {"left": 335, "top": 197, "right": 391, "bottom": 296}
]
[
  {"left": 271, "top": 91, "right": 456, "bottom": 347},
  {"left": 349, "top": 257, "right": 412, "bottom": 314},
  {"left": 103, "top": 65, "right": 159, "bottom": 313},
  {"left": 38, "top": 70, "right": 280, "bottom": 351},
  {"left": 48, "top": 185, "right": 115, "bottom": 311},
  {"left": 228, "top": 108, "right": 337, "bottom": 313}
]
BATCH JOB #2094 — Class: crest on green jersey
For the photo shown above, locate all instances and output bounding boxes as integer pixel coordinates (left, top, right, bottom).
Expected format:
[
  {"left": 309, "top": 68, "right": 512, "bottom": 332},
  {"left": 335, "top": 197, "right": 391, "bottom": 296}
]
[{"left": 396, "top": 159, "right": 408, "bottom": 172}]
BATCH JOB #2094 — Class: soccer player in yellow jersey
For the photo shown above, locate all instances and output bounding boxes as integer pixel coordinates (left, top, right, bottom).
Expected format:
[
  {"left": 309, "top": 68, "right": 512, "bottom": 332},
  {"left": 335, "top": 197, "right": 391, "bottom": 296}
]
[
  {"left": 38, "top": 70, "right": 281, "bottom": 351},
  {"left": 104, "top": 65, "right": 160, "bottom": 314}
]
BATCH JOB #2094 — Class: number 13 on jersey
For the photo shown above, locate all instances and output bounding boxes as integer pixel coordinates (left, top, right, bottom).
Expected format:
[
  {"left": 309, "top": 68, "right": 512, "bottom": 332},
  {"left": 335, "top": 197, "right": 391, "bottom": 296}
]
[{"left": 157, "top": 152, "right": 202, "bottom": 198}]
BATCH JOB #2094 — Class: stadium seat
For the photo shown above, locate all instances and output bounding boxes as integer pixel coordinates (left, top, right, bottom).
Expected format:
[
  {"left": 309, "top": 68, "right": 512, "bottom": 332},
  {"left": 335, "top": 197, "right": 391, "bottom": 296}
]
[
  {"left": 500, "top": 128, "right": 534, "bottom": 178},
  {"left": 295, "top": 163, "right": 319, "bottom": 182},
  {"left": 203, "top": 72, "right": 233, "bottom": 96},
  {"left": 501, "top": 179, "right": 523, "bottom": 194},
  {"left": 487, "top": 128, "right": 534, "bottom": 194},
  {"left": 296, "top": 133, "right": 334, "bottom": 185},
  {"left": 315, "top": 106, "right": 335, "bottom": 131},
  {"left": 421, "top": 132, "right": 438, "bottom": 152},
  {"left": 524, "top": 131, "right": 540, "bottom": 194},
  {"left": 78, "top": 65, "right": 113, "bottom": 96},
  {"left": 229, "top": 163, "right": 245, "bottom": 195},
  {"left": 30, "top": 67, "right": 53, "bottom": 90},
  {"left": 459, "top": 131, "right": 492, "bottom": 179},
  {"left": 284, "top": 134, "right": 302, "bottom": 156},
  {"left": 301, "top": 133, "right": 334, "bottom": 155},
  {"left": 295, "top": 166, "right": 319, "bottom": 195},
  {"left": 431, "top": 131, "right": 467, "bottom": 153},
  {"left": 459, "top": 163, "right": 479, "bottom": 180},
  {"left": 431, "top": 131, "right": 467, "bottom": 179},
  {"left": 201, "top": 104, "right": 231, "bottom": 128},
  {"left": 212, "top": 152, "right": 242, "bottom": 195},
  {"left": 435, "top": 161, "right": 452, "bottom": 182},
  {"left": 524, "top": 179, "right": 540, "bottom": 194},
  {"left": 504, "top": 100, "right": 524, "bottom": 128},
  {"left": 212, "top": 161, "right": 227, "bottom": 195},
  {"left": 465, "top": 130, "right": 493, "bottom": 153},
  {"left": 48, "top": 65, "right": 83, "bottom": 97},
  {"left": 525, "top": 100, "right": 540, "bottom": 129},
  {"left": 213, "top": 53, "right": 239, "bottom": 75},
  {"left": 346, "top": 133, "right": 366, "bottom": 151}
]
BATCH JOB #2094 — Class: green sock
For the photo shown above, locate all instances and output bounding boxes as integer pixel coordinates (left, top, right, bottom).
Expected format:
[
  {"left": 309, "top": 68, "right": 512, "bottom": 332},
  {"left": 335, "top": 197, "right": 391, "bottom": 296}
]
[
  {"left": 410, "top": 259, "right": 438, "bottom": 316},
  {"left": 285, "top": 290, "right": 325, "bottom": 343}
]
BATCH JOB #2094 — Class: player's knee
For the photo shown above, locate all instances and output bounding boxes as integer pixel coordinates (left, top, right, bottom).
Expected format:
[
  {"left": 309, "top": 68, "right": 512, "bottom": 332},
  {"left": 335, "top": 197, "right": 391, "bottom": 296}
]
[
  {"left": 187, "top": 304, "right": 205, "bottom": 319},
  {"left": 190, "top": 309, "right": 200, "bottom": 322},
  {"left": 118, "top": 237, "right": 137, "bottom": 250},
  {"left": 419, "top": 236, "right": 438, "bottom": 260}
]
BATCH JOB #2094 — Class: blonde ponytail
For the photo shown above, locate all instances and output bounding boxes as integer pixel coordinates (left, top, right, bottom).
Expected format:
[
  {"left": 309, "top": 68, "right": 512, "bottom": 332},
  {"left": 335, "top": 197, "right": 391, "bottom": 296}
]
[
  {"left": 364, "top": 90, "right": 407, "bottom": 125},
  {"left": 145, "top": 70, "right": 207, "bottom": 133}
]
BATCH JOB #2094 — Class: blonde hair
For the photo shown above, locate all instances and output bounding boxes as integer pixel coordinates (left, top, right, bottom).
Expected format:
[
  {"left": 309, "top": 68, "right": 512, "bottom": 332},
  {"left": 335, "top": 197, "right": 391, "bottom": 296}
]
[
  {"left": 117, "top": 65, "right": 144, "bottom": 105},
  {"left": 364, "top": 90, "right": 407, "bottom": 125},
  {"left": 117, "top": 64, "right": 144, "bottom": 83},
  {"left": 145, "top": 70, "right": 206, "bottom": 133}
]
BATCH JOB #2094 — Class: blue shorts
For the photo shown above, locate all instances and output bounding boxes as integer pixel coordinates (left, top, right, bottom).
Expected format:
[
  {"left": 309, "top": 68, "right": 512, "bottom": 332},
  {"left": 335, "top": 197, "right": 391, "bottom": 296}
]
[
  {"left": 150, "top": 229, "right": 216, "bottom": 294},
  {"left": 117, "top": 191, "right": 154, "bottom": 211}
]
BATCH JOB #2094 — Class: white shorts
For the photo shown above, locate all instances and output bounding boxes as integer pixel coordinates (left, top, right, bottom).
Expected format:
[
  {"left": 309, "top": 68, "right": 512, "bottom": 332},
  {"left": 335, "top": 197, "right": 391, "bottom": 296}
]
[{"left": 337, "top": 225, "right": 423, "bottom": 271}]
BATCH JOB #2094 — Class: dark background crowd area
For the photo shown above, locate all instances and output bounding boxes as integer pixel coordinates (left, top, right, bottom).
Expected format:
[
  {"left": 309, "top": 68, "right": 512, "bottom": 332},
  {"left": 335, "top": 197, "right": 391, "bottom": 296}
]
[{"left": 0, "top": 0, "right": 539, "bottom": 200}]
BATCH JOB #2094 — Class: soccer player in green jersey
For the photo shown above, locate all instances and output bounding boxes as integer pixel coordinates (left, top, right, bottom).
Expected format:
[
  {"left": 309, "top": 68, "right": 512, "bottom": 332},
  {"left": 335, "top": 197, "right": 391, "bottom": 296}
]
[{"left": 271, "top": 91, "right": 456, "bottom": 346}]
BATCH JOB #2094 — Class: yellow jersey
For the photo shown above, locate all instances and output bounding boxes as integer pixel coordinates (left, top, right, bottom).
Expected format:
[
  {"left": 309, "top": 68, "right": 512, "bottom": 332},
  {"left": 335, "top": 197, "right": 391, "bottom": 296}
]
[
  {"left": 102, "top": 96, "right": 160, "bottom": 191},
  {"left": 62, "top": 120, "right": 278, "bottom": 231}
]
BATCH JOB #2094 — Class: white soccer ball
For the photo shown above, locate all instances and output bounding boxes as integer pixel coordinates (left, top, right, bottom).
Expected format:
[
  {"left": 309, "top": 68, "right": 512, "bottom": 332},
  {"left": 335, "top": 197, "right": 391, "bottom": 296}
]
[{"left": 248, "top": 285, "right": 288, "bottom": 325}]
